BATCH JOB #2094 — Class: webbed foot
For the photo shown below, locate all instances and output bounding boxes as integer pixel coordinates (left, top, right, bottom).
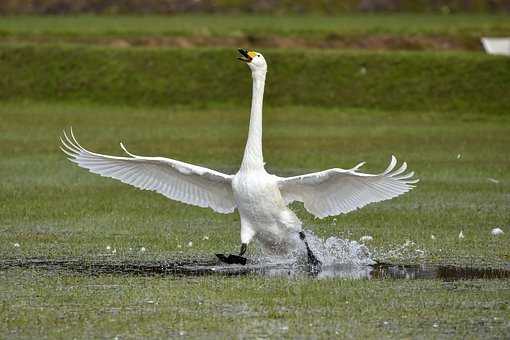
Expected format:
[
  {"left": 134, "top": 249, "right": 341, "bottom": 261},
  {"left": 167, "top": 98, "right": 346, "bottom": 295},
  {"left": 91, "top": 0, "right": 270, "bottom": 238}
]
[
  {"left": 216, "top": 243, "right": 248, "bottom": 265},
  {"left": 216, "top": 253, "right": 247, "bottom": 265}
]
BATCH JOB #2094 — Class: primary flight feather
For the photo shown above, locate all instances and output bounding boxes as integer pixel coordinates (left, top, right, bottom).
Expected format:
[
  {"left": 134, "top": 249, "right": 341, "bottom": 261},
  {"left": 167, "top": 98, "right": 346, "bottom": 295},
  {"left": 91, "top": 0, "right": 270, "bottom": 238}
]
[{"left": 61, "top": 48, "right": 418, "bottom": 265}]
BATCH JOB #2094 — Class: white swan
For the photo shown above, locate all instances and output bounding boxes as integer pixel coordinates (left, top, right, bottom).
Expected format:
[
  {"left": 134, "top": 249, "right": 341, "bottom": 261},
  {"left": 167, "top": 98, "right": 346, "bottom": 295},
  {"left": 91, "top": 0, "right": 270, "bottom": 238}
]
[{"left": 60, "top": 48, "right": 418, "bottom": 266}]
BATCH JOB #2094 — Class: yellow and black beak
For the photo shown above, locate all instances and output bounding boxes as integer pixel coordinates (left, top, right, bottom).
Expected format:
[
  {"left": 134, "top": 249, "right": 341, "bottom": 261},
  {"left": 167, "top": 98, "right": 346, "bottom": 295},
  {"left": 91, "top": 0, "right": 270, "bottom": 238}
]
[{"left": 238, "top": 48, "right": 256, "bottom": 62}]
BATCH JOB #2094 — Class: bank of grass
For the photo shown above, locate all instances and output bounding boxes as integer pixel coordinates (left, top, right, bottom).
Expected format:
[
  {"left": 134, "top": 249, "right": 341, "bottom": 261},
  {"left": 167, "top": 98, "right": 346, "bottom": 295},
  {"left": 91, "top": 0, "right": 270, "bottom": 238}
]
[
  {"left": 0, "top": 14, "right": 509, "bottom": 51},
  {"left": 1, "top": 14, "right": 509, "bottom": 39},
  {"left": 1, "top": 101, "right": 509, "bottom": 337},
  {"left": 1, "top": 45, "right": 510, "bottom": 114}
]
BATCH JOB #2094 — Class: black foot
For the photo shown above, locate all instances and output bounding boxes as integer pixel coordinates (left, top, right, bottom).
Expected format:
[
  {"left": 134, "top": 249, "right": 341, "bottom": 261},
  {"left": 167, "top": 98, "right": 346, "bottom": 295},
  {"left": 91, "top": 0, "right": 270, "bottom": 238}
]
[
  {"left": 216, "top": 253, "right": 247, "bottom": 265},
  {"left": 299, "top": 231, "right": 322, "bottom": 268}
]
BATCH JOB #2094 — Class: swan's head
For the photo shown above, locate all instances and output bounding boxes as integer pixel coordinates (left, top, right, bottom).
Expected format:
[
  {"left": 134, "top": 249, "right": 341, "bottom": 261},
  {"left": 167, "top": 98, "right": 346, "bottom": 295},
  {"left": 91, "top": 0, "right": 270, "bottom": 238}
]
[{"left": 238, "top": 48, "right": 267, "bottom": 74}]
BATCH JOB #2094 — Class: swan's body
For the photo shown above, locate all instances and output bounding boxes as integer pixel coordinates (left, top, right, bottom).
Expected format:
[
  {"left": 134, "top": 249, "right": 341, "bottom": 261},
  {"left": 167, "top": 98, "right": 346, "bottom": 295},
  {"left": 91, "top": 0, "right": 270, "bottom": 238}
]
[{"left": 61, "top": 49, "right": 418, "bottom": 261}]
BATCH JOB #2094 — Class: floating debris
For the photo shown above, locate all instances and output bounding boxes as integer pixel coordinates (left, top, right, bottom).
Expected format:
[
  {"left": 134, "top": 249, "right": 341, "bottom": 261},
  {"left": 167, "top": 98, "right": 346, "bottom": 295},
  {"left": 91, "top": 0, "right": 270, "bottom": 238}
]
[
  {"left": 188, "top": 241, "right": 193, "bottom": 247},
  {"left": 456, "top": 154, "right": 462, "bottom": 159},
  {"left": 458, "top": 231, "right": 465, "bottom": 239},
  {"left": 487, "top": 178, "right": 500, "bottom": 184},
  {"left": 13, "top": 243, "right": 20, "bottom": 248},
  {"left": 106, "top": 245, "right": 111, "bottom": 250},
  {"left": 431, "top": 235, "right": 436, "bottom": 240},
  {"left": 140, "top": 247, "right": 146, "bottom": 252},
  {"left": 202, "top": 236, "right": 209, "bottom": 241}
]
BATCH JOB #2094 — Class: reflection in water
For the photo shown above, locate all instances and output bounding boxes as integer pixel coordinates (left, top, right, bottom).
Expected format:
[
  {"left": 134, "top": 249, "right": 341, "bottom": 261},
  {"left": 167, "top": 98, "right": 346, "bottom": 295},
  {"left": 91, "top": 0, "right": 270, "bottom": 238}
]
[{"left": 1, "top": 258, "right": 509, "bottom": 281}]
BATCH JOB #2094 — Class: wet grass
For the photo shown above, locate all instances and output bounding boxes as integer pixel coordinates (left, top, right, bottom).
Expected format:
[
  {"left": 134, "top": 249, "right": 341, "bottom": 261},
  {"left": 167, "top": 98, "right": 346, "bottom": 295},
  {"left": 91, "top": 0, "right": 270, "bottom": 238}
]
[
  {"left": 1, "top": 268, "right": 509, "bottom": 338},
  {"left": 1, "top": 101, "right": 509, "bottom": 337},
  {"left": 1, "top": 101, "right": 508, "bottom": 263}
]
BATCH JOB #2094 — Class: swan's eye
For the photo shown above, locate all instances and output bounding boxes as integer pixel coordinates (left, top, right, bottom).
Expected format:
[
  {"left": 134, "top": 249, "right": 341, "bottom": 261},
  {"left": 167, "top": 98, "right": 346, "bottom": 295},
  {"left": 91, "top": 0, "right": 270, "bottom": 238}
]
[{"left": 257, "top": 54, "right": 261, "bottom": 57}]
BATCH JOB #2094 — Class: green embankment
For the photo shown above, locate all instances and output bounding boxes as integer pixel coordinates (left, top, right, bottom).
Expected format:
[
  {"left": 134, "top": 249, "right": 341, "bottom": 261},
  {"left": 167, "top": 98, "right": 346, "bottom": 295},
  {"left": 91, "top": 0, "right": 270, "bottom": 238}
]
[
  {"left": 1, "top": 45, "right": 509, "bottom": 114},
  {"left": 1, "top": 15, "right": 508, "bottom": 38}
]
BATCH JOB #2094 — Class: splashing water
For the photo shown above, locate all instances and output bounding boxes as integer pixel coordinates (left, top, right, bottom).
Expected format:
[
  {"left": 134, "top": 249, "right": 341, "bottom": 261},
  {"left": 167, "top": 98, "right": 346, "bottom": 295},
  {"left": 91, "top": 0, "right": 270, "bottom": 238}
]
[
  {"left": 303, "top": 230, "right": 375, "bottom": 266},
  {"left": 250, "top": 229, "right": 374, "bottom": 277}
]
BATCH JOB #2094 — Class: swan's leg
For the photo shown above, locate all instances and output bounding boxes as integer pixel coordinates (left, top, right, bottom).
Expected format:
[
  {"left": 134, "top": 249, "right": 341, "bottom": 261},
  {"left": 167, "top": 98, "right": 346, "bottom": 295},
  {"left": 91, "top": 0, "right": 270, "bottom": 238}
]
[
  {"left": 299, "top": 231, "right": 321, "bottom": 267},
  {"left": 216, "top": 220, "right": 252, "bottom": 265},
  {"left": 239, "top": 243, "right": 247, "bottom": 256},
  {"left": 216, "top": 243, "right": 248, "bottom": 265}
]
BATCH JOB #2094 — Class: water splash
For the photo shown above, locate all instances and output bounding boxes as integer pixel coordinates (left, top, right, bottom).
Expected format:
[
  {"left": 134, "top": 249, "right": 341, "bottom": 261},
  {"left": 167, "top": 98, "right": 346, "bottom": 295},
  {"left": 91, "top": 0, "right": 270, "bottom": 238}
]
[
  {"left": 304, "top": 230, "right": 375, "bottom": 266},
  {"left": 250, "top": 229, "right": 374, "bottom": 275}
]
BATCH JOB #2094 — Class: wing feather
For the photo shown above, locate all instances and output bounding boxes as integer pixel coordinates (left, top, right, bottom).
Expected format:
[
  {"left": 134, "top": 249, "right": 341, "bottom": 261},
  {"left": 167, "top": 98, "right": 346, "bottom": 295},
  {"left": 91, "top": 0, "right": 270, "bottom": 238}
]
[
  {"left": 278, "top": 156, "right": 418, "bottom": 218},
  {"left": 60, "top": 128, "right": 236, "bottom": 214}
]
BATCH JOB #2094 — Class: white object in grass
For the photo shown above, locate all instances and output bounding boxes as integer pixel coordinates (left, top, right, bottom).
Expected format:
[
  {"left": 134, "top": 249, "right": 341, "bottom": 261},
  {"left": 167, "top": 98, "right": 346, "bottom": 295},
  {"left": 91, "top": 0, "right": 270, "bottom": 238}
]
[
  {"left": 140, "top": 247, "right": 146, "bottom": 252},
  {"left": 431, "top": 234, "right": 436, "bottom": 240},
  {"left": 60, "top": 49, "right": 418, "bottom": 256},
  {"left": 458, "top": 231, "right": 465, "bottom": 239},
  {"left": 481, "top": 37, "right": 510, "bottom": 56},
  {"left": 13, "top": 242, "right": 20, "bottom": 248},
  {"left": 491, "top": 228, "right": 504, "bottom": 236},
  {"left": 360, "top": 235, "right": 373, "bottom": 242},
  {"left": 187, "top": 241, "right": 193, "bottom": 247}
]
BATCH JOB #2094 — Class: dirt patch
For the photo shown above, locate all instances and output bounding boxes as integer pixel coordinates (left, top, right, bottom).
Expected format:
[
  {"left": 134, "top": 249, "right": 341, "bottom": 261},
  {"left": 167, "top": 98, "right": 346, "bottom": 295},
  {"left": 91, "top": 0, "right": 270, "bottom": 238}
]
[{"left": 0, "top": 34, "right": 481, "bottom": 51}]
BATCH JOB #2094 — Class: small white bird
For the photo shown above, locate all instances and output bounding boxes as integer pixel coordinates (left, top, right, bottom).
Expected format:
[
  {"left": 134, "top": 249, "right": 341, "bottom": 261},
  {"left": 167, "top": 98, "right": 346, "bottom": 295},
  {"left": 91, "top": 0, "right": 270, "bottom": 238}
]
[
  {"left": 491, "top": 228, "right": 504, "bottom": 236},
  {"left": 60, "top": 49, "right": 418, "bottom": 266}
]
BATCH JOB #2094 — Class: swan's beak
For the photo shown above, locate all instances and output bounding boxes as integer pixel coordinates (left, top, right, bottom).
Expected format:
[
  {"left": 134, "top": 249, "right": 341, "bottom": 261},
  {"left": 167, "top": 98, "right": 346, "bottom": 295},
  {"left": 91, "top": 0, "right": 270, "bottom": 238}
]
[{"left": 238, "top": 48, "right": 255, "bottom": 63}]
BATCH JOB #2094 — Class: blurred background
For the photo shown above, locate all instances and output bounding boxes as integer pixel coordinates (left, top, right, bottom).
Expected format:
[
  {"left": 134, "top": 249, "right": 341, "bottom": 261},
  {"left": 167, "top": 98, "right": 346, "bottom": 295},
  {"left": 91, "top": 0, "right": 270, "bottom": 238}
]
[{"left": 1, "top": 0, "right": 510, "bottom": 14}]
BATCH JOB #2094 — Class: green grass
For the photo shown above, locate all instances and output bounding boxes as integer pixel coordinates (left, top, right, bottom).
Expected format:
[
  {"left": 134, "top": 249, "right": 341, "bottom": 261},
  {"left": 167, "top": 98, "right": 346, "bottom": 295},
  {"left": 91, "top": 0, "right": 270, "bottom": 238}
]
[
  {"left": 1, "top": 46, "right": 510, "bottom": 114},
  {"left": 1, "top": 102, "right": 508, "bottom": 264},
  {"left": 1, "top": 31, "right": 509, "bottom": 337},
  {"left": 2, "top": 269, "right": 509, "bottom": 338},
  {"left": 1, "top": 14, "right": 509, "bottom": 38},
  {"left": 1, "top": 100, "right": 509, "bottom": 337},
  {"left": 1, "top": 14, "right": 509, "bottom": 51}
]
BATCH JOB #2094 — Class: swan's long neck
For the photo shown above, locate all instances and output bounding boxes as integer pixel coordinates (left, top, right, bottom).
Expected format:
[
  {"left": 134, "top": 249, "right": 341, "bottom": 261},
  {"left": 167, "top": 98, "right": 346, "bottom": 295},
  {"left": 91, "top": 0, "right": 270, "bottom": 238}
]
[{"left": 241, "top": 71, "right": 266, "bottom": 171}]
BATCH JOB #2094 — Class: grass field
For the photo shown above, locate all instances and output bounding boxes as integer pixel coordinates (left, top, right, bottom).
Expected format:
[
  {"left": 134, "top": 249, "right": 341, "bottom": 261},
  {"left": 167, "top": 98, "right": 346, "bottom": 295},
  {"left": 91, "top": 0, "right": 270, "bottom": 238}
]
[
  {"left": 2, "top": 14, "right": 509, "bottom": 37},
  {"left": 1, "top": 14, "right": 509, "bottom": 338},
  {"left": 1, "top": 14, "right": 509, "bottom": 50},
  {"left": 1, "top": 101, "right": 509, "bottom": 337}
]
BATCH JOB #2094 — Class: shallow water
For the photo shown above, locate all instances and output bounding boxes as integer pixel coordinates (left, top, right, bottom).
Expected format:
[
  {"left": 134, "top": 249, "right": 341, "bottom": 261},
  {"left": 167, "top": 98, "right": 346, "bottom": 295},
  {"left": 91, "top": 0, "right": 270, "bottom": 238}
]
[
  {"left": 1, "top": 257, "right": 509, "bottom": 281},
  {"left": 2, "top": 232, "right": 508, "bottom": 280}
]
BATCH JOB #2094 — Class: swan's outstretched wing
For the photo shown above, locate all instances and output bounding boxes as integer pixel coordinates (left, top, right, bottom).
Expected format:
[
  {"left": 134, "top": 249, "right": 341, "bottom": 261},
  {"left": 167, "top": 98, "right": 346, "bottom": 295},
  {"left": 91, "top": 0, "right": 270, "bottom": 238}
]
[
  {"left": 277, "top": 156, "right": 418, "bottom": 219},
  {"left": 60, "top": 129, "right": 236, "bottom": 214}
]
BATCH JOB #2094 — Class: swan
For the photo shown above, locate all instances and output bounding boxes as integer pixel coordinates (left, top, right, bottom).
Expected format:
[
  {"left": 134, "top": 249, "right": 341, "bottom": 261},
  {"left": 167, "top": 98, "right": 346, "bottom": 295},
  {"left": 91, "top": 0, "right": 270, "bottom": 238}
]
[{"left": 60, "top": 48, "right": 418, "bottom": 266}]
